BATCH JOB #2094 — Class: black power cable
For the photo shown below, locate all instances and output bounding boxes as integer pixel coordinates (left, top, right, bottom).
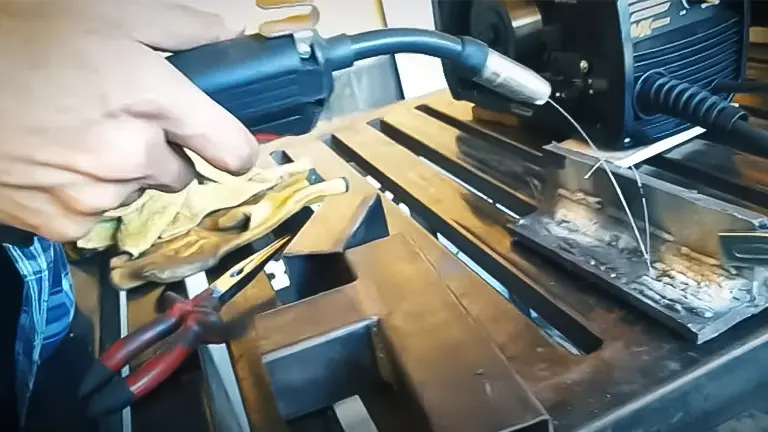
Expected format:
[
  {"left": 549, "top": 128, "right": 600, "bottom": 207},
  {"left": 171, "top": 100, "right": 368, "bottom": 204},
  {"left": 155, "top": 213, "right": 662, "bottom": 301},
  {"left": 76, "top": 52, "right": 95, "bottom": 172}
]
[
  {"left": 712, "top": 79, "right": 768, "bottom": 94},
  {"left": 635, "top": 73, "right": 768, "bottom": 158},
  {"left": 729, "top": 120, "right": 768, "bottom": 157}
]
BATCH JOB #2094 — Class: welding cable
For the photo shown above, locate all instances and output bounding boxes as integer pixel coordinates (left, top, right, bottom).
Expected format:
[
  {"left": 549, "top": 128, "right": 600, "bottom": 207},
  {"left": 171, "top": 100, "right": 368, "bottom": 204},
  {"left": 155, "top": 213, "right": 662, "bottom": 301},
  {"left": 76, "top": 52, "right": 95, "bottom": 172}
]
[
  {"left": 322, "top": 28, "right": 551, "bottom": 105},
  {"left": 635, "top": 72, "right": 768, "bottom": 158},
  {"left": 729, "top": 120, "right": 768, "bottom": 156},
  {"left": 712, "top": 79, "right": 768, "bottom": 94},
  {"left": 323, "top": 29, "right": 477, "bottom": 72},
  {"left": 347, "top": 29, "right": 469, "bottom": 64}
]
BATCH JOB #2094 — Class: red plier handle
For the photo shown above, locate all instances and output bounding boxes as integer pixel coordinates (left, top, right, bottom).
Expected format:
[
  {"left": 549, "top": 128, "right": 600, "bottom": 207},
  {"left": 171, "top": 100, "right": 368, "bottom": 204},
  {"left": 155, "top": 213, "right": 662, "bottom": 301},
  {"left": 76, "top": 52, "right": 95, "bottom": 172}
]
[
  {"left": 79, "top": 291, "right": 224, "bottom": 416},
  {"left": 79, "top": 236, "right": 291, "bottom": 417}
]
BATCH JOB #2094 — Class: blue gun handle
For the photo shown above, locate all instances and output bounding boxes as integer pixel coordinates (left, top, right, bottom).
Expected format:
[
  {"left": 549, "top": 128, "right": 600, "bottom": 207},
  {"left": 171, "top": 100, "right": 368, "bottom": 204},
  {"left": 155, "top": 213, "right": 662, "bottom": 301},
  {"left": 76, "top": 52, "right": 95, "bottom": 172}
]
[{"left": 168, "top": 33, "right": 334, "bottom": 136}]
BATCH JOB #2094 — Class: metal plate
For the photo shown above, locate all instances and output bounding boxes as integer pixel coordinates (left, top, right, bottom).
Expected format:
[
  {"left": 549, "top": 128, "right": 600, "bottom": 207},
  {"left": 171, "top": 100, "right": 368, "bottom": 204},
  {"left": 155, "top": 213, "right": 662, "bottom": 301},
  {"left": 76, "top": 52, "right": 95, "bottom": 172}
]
[{"left": 509, "top": 143, "right": 768, "bottom": 343}]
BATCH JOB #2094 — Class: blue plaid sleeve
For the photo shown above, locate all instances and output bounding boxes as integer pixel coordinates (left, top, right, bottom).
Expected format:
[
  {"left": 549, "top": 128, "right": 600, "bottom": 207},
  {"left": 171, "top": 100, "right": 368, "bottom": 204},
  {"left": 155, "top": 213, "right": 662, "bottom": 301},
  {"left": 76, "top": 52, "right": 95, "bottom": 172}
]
[{"left": 4, "top": 237, "right": 76, "bottom": 423}]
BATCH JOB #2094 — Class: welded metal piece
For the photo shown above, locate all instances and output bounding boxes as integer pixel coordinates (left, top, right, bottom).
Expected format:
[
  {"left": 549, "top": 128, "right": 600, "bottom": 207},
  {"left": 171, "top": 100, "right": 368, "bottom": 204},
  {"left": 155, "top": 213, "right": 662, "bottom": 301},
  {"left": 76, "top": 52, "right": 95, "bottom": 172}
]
[
  {"left": 543, "top": 144, "right": 768, "bottom": 259},
  {"left": 509, "top": 145, "right": 768, "bottom": 342}
]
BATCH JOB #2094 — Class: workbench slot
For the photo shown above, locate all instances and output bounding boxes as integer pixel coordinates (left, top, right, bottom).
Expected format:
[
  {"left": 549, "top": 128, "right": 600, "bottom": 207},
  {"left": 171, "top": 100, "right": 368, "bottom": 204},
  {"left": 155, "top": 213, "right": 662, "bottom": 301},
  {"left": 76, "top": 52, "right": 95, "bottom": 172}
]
[
  {"left": 415, "top": 103, "right": 548, "bottom": 164},
  {"left": 326, "top": 129, "right": 602, "bottom": 356},
  {"left": 270, "top": 149, "right": 295, "bottom": 165},
  {"left": 369, "top": 115, "right": 539, "bottom": 217}
]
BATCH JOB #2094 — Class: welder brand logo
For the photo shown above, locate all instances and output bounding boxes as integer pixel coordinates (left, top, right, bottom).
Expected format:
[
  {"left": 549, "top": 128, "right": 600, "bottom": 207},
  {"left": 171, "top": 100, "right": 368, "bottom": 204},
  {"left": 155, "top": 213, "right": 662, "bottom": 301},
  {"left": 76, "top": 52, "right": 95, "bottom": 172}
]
[
  {"left": 629, "top": 0, "right": 670, "bottom": 23},
  {"left": 627, "top": 0, "right": 671, "bottom": 39},
  {"left": 631, "top": 16, "right": 671, "bottom": 38},
  {"left": 629, "top": 0, "right": 668, "bottom": 16}
]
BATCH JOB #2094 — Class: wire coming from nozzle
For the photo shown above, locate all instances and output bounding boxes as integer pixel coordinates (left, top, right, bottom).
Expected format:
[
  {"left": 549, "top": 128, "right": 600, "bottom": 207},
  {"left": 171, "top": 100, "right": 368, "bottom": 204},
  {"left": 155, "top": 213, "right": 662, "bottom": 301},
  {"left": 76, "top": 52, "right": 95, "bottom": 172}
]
[
  {"left": 548, "top": 99, "right": 652, "bottom": 271},
  {"left": 630, "top": 165, "right": 652, "bottom": 271}
]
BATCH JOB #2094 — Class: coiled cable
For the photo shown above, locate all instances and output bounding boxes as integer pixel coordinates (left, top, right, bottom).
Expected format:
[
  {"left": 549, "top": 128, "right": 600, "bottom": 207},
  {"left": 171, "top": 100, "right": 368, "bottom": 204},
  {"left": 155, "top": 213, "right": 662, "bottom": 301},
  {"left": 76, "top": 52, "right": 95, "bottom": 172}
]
[
  {"left": 635, "top": 72, "right": 746, "bottom": 130},
  {"left": 635, "top": 72, "right": 768, "bottom": 157}
]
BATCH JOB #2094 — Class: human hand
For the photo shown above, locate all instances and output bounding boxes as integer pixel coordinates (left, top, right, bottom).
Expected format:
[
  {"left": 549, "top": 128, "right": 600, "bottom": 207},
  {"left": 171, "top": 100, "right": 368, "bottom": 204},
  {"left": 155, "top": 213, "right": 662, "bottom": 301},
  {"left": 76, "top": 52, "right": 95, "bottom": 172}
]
[{"left": 0, "top": 0, "right": 258, "bottom": 242}]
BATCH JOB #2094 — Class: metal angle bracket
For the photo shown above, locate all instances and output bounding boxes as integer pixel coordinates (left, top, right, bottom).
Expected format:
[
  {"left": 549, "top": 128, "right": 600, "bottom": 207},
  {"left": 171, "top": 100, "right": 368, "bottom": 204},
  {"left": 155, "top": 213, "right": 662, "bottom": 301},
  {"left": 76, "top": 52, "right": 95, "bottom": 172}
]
[{"left": 509, "top": 144, "right": 768, "bottom": 343}]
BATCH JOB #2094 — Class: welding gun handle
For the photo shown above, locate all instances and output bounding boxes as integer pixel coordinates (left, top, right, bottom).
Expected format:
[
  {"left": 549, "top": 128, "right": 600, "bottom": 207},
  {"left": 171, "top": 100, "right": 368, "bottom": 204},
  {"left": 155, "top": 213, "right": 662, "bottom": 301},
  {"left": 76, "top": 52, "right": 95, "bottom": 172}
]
[{"left": 168, "top": 33, "right": 333, "bottom": 137}]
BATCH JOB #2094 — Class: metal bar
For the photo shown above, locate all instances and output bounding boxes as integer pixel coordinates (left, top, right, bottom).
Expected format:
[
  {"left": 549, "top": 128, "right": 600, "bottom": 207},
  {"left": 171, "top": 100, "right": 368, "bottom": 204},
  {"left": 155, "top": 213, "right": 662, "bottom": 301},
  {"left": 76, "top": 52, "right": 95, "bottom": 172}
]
[
  {"left": 219, "top": 272, "right": 287, "bottom": 431},
  {"left": 649, "top": 138, "right": 768, "bottom": 211}
]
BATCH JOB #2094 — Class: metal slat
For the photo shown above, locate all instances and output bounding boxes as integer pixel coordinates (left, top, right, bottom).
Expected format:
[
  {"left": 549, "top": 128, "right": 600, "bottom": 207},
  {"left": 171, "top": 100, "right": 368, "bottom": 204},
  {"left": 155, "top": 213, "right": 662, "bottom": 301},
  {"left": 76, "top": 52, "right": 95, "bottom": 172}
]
[{"left": 378, "top": 110, "right": 539, "bottom": 215}]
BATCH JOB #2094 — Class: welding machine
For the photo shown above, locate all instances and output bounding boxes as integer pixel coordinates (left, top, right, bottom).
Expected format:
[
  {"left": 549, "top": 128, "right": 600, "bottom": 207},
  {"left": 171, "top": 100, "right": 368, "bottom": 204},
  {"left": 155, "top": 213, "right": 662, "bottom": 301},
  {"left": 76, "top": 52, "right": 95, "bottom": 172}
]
[{"left": 433, "top": 0, "right": 751, "bottom": 150}]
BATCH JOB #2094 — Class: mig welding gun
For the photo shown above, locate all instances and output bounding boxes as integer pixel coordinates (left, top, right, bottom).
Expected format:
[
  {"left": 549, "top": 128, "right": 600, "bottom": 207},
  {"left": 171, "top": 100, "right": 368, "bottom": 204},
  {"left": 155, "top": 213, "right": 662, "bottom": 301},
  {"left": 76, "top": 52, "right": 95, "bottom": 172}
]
[
  {"left": 171, "top": 26, "right": 768, "bottom": 156},
  {"left": 167, "top": 28, "right": 552, "bottom": 135}
]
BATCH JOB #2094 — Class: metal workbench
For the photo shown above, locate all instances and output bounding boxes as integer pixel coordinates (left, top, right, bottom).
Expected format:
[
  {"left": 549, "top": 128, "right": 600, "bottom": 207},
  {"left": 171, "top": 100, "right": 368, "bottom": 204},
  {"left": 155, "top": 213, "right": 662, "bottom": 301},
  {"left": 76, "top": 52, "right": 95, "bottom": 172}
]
[{"left": 107, "top": 90, "right": 768, "bottom": 432}]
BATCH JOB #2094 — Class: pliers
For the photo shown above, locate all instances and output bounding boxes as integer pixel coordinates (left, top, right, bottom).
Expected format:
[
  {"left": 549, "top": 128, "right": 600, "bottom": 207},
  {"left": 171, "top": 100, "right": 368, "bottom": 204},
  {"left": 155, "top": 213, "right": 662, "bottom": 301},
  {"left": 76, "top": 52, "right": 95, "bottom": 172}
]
[{"left": 79, "top": 236, "right": 291, "bottom": 417}]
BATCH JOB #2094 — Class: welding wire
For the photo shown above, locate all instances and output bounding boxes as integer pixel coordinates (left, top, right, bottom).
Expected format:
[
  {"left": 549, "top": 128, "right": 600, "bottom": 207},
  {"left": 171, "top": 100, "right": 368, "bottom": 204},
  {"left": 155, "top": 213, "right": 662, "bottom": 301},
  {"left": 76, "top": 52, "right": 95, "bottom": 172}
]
[
  {"left": 547, "top": 99, "right": 650, "bottom": 265},
  {"left": 583, "top": 158, "right": 605, "bottom": 179},
  {"left": 630, "top": 165, "right": 652, "bottom": 272}
]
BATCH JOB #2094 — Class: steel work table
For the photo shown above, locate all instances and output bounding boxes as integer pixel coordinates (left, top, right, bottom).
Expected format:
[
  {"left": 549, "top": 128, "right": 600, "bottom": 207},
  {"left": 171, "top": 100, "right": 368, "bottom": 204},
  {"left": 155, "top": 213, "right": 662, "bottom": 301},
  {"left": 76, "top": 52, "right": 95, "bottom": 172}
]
[{"left": 111, "top": 90, "right": 768, "bottom": 432}]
